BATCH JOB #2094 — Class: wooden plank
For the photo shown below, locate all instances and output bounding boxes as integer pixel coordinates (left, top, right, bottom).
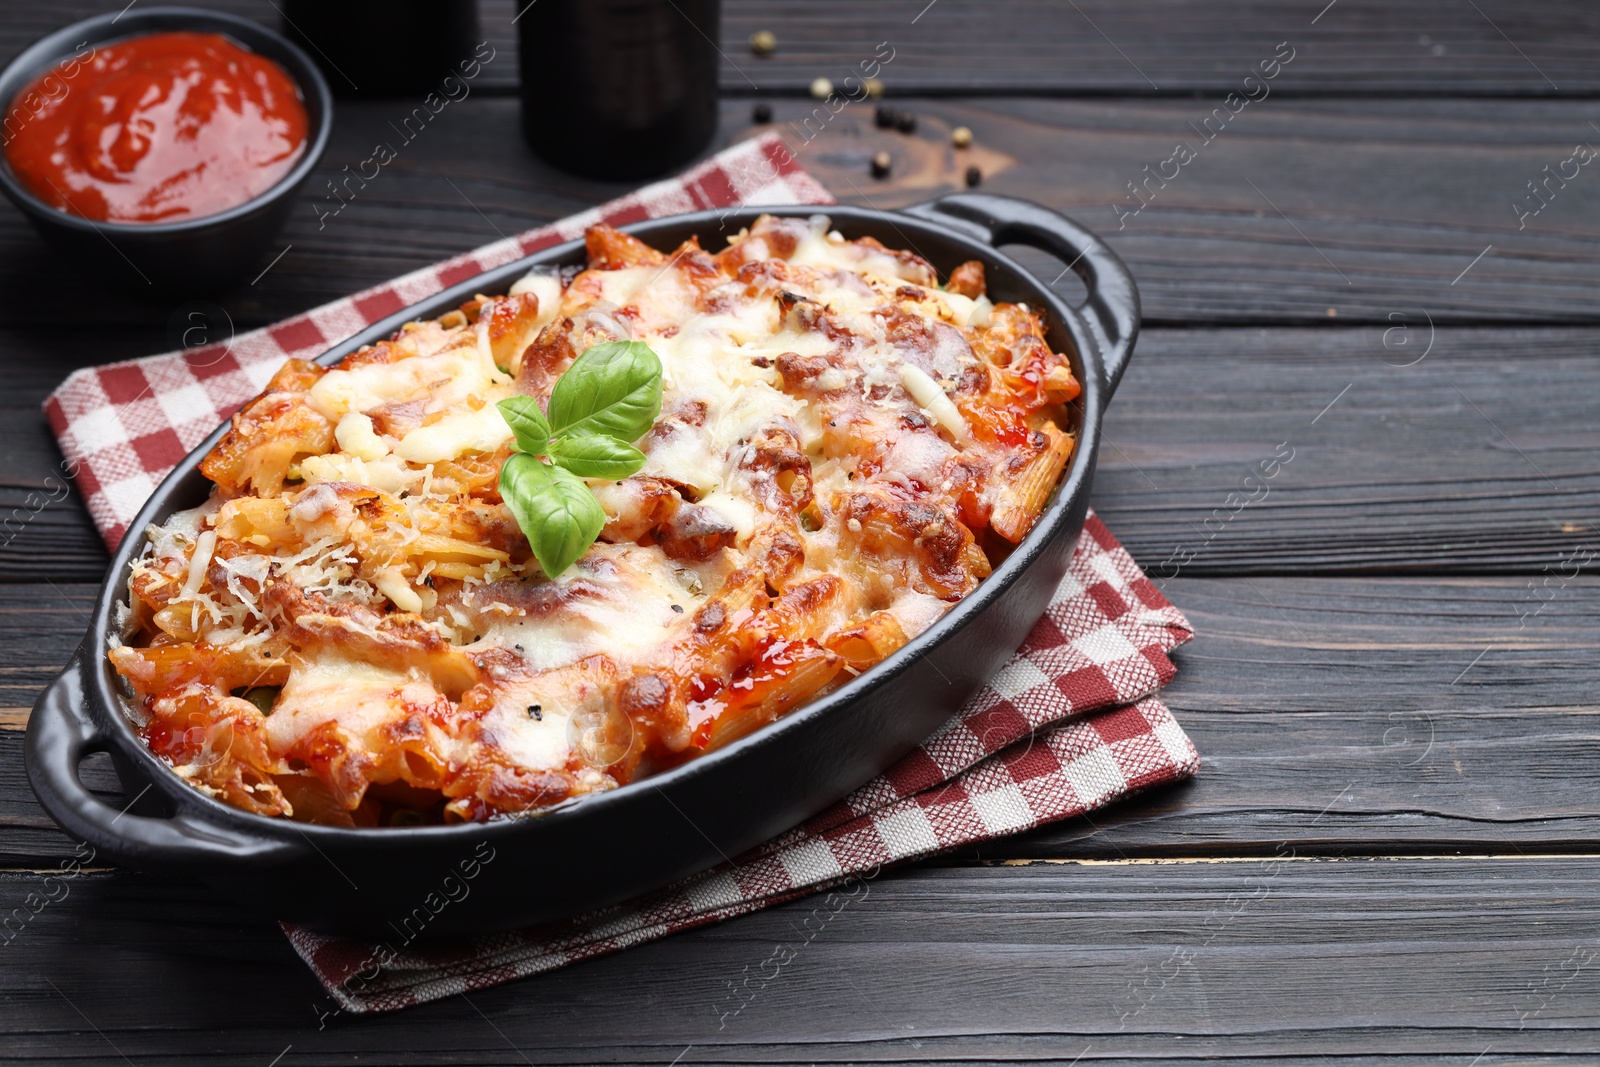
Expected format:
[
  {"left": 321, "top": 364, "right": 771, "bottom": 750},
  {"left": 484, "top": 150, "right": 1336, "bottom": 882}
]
[
  {"left": 722, "top": 0, "right": 1600, "bottom": 96},
  {"left": 1003, "top": 573, "right": 1600, "bottom": 858},
  {"left": 8, "top": 1, "right": 1599, "bottom": 96},
  {"left": 1, "top": 574, "right": 1595, "bottom": 867},
  {"left": 4, "top": 96, "right": 1597, "bottom": 329},
  {"left": 1092, "top": 326, "right": 1600, "bottom": 576},
  {"left": 743, "top": 96, "right": 1600, "bottom": 325},
  {"left": 4, "top": 323, "right": 1595, "bottom": 582},
  {"left": 0, "top": 858, "right": 1597, "bottom": 1061}
]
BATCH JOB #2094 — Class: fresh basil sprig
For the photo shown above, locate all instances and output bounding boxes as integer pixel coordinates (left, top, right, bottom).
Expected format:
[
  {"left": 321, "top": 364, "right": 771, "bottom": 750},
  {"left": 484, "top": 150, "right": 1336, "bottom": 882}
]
[
  {"left": 498, "top": 453, "right": 606, "bottom": 579},
  {"left": 496, "top": 341, "right": 663, "bottom": 577}
]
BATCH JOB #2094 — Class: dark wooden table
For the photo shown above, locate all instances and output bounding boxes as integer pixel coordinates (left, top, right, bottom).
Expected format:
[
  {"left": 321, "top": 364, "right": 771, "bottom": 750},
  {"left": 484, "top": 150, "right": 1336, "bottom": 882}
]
[{"left": 2, "top": 2, "right": 1597, "bottom": 1061}]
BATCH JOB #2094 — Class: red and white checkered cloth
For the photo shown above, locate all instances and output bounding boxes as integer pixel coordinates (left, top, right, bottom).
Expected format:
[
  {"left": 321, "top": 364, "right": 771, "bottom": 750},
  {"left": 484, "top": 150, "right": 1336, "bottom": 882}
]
[{"left": 42, "top": 132, "right": 1198, "bottom": 1013}]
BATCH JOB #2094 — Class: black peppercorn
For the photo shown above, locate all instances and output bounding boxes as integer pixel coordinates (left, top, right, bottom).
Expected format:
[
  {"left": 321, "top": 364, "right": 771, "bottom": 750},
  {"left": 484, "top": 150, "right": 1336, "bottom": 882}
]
[
  {"left": 895, "top": 111, "right": 917, "bottom": 134},
  {"left": 965, "top": 164, "right": 982, "bottom": 187},
  {"left": 871, "top": 151, "right": 892, "bottom": 179},
  {"left": 875, "top": 105, "right": 896, "bottom": 129},
  {"left": 752, "top": 101, "right": 772, "bottom": 124}
]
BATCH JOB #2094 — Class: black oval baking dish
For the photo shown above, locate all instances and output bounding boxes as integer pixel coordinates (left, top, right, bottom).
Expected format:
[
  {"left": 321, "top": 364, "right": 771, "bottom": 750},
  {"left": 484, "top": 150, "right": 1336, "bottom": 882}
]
[{"left": 26, "top": 193, "right": 1139, "bottom": 935}]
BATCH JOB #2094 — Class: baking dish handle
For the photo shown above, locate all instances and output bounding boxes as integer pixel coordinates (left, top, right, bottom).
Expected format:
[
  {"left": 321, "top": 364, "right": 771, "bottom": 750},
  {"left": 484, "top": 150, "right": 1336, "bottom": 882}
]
[
  {"left": 900, "top": 192, "right": 1140, "bottom": 398},
  {"left": 26, "top": 649, "right": 297, "bottom": 870}
]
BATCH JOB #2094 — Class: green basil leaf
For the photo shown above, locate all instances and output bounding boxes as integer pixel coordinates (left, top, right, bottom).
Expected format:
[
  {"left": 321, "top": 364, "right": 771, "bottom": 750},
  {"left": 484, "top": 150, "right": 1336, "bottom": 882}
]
[
  {"left": 545, "top": 434, "right": 647, "bottom": 479},
  {"left": 546, "top": 341, "right": 663, "bottom": 442},
  {"left": 499, "top": 452, "right": 606, "bottom": 578},
  {"left": 496, "top": 395, "right": 551, "bottom": 456}
]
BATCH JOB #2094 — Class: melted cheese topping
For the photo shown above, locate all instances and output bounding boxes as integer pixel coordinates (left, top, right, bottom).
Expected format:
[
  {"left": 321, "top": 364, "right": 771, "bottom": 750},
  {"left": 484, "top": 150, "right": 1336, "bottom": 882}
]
[
  {"left": 111, "top": 215, "right": 1080, "bottom": 826},
  {"left": 469, "top": 544, "right": 693, "bottom": 671}
]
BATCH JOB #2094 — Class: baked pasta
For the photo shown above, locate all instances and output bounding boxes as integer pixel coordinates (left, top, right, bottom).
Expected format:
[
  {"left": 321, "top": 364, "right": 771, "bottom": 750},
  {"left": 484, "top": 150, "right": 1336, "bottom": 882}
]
[{"left": 109, "top": 215, "right": 1081, "bottom": 825}]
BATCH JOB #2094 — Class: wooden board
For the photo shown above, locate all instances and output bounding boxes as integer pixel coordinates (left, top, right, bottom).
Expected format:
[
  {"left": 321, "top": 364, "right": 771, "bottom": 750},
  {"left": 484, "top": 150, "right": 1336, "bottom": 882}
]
[
  {"left": 9, "top": 1, "right": 1600, "bottom": 96},
  {"left": 1010, "top": 573, "right": 1600, "bottom": 857},
  {"left": 721, "top": 0, "right": 1600, "bottom": 96},
  {"left": 2, "top": 857, "right": 1597, "bottom": 1062},
  {"left": 4, "top": 96, "right": 1599, "bottom": 330},
  {"left": 1093, "top": 327, "right": 1600, "bottom": 576}
]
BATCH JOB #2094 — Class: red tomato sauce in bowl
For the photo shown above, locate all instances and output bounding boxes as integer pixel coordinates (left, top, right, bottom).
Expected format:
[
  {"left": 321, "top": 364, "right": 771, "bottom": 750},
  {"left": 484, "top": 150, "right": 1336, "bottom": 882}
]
[{"left": 3, "top": 31, "right": 308, "bottom": 223}]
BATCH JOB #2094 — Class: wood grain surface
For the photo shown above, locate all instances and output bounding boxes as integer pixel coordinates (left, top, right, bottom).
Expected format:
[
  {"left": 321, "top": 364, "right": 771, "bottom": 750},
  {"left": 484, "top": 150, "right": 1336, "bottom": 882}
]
[
  {"left": 9, "top": 1, "right": 1600, "bottom": 96},
  {"left": 5, "top": 95, "right": 1598, "bottom": 328},
  {"left": 0, "top": 1, "right": 1595, "bottom": 1062},
  {"left": 1, "top": 858, "right": 1597, "bottom": 1062},
  {"left": 721, "top": 0, "right": 1600, "bottom": 96}
]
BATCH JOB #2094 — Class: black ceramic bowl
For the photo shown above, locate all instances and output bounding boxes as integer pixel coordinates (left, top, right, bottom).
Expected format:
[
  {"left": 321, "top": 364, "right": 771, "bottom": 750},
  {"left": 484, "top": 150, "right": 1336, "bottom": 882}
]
[
  {"left": 0, "top": 7, "right": 332, "bottom": 297},
  {"left": 27, "top": 194, "right": 1138, "bottom": 935}
]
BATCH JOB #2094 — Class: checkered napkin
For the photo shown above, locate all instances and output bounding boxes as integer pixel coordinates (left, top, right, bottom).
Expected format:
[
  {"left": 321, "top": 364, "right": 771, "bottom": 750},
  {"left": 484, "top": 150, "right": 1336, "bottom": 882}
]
[{"left": 39, "top": 132, "right": 1199, "bottom": 1012}]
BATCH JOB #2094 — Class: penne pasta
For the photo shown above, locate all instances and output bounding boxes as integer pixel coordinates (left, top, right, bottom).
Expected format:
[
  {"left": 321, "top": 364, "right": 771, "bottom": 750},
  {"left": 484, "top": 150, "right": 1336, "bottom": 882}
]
[
  {"left": 690, "top": 640, "right": 845, "bottom": 753},
  {"left": 826, "top": 610, "right": 909, "bottom": 668},
  {"left": 991, "top": 423, "right": 1075, "bottom": 543}
]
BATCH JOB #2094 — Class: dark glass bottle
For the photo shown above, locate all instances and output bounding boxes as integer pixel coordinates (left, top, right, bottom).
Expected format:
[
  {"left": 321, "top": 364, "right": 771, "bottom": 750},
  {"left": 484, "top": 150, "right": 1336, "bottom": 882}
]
[
  {"left": 279, "top": 0, "right": 482, "bottom": 98},
  {"left": 518, "top": 0, "right": 720, "bottom": 180}
]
